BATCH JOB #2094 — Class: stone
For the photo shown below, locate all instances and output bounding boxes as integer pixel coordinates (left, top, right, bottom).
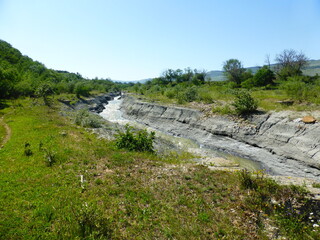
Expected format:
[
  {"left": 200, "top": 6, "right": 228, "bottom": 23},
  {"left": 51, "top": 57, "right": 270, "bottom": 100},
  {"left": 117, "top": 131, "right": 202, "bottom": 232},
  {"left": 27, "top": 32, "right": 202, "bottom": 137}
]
[{"left": 302, "top": 116, "right": 316, "bottom": 124}]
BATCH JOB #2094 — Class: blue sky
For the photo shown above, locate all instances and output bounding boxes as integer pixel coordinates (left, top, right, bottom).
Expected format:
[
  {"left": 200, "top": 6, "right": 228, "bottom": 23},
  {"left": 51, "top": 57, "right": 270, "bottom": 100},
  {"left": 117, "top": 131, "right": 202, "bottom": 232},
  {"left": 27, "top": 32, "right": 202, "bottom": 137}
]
[{"left": 0, "top": 0, "right": 319, "bottom": 81}]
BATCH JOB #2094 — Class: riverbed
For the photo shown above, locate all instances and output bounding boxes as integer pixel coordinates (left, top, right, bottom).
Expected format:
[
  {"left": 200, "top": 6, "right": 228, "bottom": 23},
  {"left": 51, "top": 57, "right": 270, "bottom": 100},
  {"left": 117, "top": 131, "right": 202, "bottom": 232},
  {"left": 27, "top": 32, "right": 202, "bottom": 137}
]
[{"left": 100, "top": 96, "right": 263, "bottom": 172}]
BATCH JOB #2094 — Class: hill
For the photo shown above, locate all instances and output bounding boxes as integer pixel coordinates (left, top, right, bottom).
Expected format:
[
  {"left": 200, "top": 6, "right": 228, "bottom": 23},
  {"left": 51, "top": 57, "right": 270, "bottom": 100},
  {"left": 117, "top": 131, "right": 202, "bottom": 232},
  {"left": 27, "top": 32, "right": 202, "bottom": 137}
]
[{"left": 0, "top": 39, "right": 125, "bottom": 99}]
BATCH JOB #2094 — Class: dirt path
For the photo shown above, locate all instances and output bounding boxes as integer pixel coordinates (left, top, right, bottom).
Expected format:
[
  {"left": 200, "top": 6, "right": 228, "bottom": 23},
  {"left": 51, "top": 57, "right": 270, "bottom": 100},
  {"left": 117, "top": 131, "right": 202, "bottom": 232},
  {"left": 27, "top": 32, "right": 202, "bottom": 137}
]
[{"left": 0, "top": 117, "right": 11, "bottom": 148}]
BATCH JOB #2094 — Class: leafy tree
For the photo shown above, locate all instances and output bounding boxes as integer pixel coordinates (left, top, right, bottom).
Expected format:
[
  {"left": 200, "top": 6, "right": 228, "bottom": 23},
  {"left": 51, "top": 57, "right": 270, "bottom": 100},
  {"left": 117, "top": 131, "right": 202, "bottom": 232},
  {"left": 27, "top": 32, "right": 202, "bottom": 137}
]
[
  {"left": 275, "top": 49, "right": 308, "bottom": 80},
  {"left": 223, "top": 59, "right": 245, "bottom": 85},
  {"left": 241, "top": 66, "right": 275, "bottom": 88},
  {"left": 35, "top": 83, "right": 55, "bottom": 106}
]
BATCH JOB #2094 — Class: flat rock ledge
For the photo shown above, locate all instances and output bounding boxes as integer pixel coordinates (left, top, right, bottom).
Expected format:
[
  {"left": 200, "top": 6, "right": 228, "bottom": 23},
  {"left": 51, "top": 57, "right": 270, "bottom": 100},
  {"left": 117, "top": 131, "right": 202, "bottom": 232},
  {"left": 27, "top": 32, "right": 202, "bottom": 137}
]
[{"left": 121, "top": 96, "right": 320, "bottom": 182}]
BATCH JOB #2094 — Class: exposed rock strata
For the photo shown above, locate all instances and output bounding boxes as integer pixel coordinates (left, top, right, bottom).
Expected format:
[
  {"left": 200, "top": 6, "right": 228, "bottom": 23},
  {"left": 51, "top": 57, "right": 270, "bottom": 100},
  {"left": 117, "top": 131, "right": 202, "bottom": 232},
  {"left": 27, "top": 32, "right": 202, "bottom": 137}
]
[
  {"left": 121, "top": 96, "right": 320, "bottom": 181},
  {"left": 63, "top": 92, "right": 120, "bottom": 113}
]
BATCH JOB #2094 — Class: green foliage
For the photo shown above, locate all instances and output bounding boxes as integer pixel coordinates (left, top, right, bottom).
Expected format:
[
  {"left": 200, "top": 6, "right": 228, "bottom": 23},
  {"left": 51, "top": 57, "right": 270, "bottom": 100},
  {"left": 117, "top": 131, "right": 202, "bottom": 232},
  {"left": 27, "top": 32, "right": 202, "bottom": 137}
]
[
  {"left": 232, "top": 90, "right": 258, "bottom": 114},
  {"left": 74, "top": 109, "right": 102, "bottom": 128},
  {"left": 1, "top": 98, "right": 319, "bottom": 239},
  {"left": 24, "top": 142, "right": 33, "bottom": 156},
  {"left": 223, "top": 59, "right": 245, "bottom": 85},
  {"left": 197, "top": 88, "right": 214, "bottom": 103},
  {"left": 74, "top": 82, "right": 91, "bottom": 98},
  {"left": 177, "top": 86, "right": 199, "bottom": 103},
  {"left": 280, "top": 76, "right": 307, "bottom": 101},
  {"left": 76, "top": 203, "right": 112, "bottom": 239},
  {"left": 238, "top": 170, "right": 258, "bottom": 190},
  {"left": 241, "top": 66, "right": 275, "bottom": 88},
  {"left": 35, "top": 83, "right": 55, "bottom": 106},
  {"left": 212, "top": 105, "right": 233, "bottom": 115},
  {"left": 275, "top": 49, "right": 308, "bottom": 81},
  {"left": 0, "top": 40, "right": 128, "bottom": 100},
  {"left": 115, "top": 125, "right": 155, "bottom": 152}
]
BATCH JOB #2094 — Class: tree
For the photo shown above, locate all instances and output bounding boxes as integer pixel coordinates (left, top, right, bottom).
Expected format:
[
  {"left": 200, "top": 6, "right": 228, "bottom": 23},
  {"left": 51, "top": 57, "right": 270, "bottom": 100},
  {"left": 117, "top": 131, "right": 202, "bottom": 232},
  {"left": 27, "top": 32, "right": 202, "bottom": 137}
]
[
  {"left": 35, "top": 83, "right": 55, "bottom": 106},
  {"left": 275, "top": 49, "right": 308, "bottom": 80},
  {"left": 241, "top": 66, "right": 275, "bottom": 89},
  {"left": 223, "top": 59, "right": 245, "bottom": 85}
]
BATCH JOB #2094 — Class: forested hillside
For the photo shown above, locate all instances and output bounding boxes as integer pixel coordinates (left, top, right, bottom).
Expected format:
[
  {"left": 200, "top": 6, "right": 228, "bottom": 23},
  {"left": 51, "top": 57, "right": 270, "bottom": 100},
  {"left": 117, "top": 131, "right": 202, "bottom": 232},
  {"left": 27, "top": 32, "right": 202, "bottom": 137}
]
[{"left": 0, "top": 40, "right": 125, "bottom": 99}]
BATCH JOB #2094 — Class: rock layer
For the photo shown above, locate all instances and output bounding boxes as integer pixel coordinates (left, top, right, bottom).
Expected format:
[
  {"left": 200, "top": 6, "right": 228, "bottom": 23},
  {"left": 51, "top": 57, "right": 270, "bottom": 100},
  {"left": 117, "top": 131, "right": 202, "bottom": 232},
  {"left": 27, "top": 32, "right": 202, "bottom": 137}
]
[{"left": 121, "top": 96, "right": 320, "bottom": 180}]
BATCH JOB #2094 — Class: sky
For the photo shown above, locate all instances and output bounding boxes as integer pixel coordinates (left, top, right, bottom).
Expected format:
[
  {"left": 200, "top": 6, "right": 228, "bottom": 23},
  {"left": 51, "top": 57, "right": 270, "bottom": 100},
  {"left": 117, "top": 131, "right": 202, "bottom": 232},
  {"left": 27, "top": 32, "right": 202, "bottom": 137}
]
[{"left": 0, "top": 0, "right": 319, "bottom": 81}]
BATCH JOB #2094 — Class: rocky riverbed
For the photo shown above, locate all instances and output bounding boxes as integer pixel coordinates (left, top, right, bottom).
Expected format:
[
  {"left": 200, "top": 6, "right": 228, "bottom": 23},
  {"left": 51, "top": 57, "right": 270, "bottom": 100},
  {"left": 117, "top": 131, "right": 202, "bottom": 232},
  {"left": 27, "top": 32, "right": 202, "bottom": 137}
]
[{"left": 120, "top": 96, "right": 320, "bottom": 181}]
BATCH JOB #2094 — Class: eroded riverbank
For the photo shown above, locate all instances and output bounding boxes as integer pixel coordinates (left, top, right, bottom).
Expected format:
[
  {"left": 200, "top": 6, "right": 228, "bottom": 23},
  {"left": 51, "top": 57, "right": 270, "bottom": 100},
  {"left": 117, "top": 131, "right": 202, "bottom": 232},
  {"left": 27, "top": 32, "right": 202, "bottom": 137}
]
[{"left": 120, "top": 95, "right": 320, "bottom": 181}]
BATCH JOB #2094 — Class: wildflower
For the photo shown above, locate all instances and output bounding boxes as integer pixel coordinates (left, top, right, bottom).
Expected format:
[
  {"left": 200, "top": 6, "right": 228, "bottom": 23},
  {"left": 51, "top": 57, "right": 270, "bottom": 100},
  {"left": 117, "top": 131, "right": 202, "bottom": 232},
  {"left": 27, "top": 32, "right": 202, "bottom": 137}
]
[{"left": 313, "top": 224, "right": 319, "bottom": 228}]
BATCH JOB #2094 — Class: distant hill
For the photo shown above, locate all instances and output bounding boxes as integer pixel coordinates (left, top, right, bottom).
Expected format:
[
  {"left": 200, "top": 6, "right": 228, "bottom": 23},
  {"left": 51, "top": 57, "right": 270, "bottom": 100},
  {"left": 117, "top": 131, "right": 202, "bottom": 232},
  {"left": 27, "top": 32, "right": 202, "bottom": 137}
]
[
  {"left": 114, "top": 78, "right": 152, "bottom": 84},
  {"left": 206, "top": 60, "right": 320, "bottom": 81}
]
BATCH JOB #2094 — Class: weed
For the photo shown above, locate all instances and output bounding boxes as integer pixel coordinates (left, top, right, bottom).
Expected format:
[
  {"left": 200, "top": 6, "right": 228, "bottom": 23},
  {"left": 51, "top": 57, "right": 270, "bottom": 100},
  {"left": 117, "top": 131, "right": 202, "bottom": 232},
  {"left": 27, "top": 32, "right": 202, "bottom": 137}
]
[{"left": 76, "top": 203, "right": 112, "bottom": 239}]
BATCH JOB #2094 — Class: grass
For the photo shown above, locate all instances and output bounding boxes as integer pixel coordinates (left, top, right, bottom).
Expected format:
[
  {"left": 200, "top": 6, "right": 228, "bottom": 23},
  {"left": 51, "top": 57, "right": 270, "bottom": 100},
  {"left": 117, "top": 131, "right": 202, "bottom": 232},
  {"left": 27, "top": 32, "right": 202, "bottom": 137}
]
[
  {"left": 0, "top": 121, "right": 6, "bottom": 145},
  {"left": 0, "top": 97, "right": 319, "bottom": 239},
  {"left": 138, "top": 86, "right": 320, "bottom": 113}
]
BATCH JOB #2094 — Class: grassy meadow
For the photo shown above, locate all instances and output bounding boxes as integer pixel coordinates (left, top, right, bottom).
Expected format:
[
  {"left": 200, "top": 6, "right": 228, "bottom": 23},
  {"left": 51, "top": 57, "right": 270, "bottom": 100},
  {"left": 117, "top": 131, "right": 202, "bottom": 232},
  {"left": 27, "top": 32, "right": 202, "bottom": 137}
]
[{"left": 0, "top": 97, "right": 319, "bottom": 239}]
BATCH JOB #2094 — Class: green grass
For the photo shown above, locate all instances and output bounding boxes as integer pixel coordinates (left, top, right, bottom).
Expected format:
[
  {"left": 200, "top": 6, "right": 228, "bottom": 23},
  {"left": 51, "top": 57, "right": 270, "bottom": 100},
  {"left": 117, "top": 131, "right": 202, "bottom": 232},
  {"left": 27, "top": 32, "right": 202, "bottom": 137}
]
[
  {"left": 0, "top": 98, "right": 319, "bottom": 239},
  {"left": 0, "top": 122, "right": 5, "bottom": 144},
  {"left": 138, "top": 86, "right": 320, "bottom": 113}
]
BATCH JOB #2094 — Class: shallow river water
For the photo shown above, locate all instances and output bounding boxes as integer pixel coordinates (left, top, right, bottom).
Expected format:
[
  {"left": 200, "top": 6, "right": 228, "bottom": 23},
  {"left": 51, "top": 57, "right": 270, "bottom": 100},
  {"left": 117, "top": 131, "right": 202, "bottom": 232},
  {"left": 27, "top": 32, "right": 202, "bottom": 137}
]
[{"left": 100, "top": 96, "right": 262, "bottom": 172}]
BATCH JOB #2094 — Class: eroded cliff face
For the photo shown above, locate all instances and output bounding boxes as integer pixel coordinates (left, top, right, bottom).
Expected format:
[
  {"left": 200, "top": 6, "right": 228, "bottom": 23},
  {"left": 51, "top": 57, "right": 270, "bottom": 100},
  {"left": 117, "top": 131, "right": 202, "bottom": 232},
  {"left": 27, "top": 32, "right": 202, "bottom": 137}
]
[{"left": 121, "top": 96, "right": 320, "bottom": 180}]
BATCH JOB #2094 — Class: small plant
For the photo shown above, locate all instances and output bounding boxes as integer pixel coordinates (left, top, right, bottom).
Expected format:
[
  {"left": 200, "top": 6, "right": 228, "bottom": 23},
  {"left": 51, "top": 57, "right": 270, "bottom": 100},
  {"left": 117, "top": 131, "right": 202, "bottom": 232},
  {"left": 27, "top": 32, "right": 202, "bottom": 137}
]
[
  {"left": 212, "top": 105, "right": 233, "bottom": 115},
  {"left": 232, "top": 90, "right": 258, "bottom": 115},
  {"left": 43, "top": 148, "right": 56, "bottom": 167},
  {"left": 115, "top": 125, "right": 155, "bottom": 152},
  {"left": 312, "top": 183, "right": 320, "bottom": 188},
  {"left": 39, "top": 138, "right": 57, "bottom": 167},
  {"left": 24, "top": 142, "right": 33, "bottom": 156},
  {"left": 76, "top": 203, "right": 112, "bottom": 239},
  {"left": 238, "top": 169, "right": 257, "bottom": 190}
]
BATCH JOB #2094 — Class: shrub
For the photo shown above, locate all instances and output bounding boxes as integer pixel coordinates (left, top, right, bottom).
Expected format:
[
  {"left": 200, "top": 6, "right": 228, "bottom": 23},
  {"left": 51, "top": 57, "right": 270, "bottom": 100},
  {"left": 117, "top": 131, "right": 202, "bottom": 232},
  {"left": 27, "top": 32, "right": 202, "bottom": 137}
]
[
  {"left": 165, "top": 89, "right": 175, "bottom": 99},
  {"left": 115, "top": 125, "right": 155, "bottom": 152},
  {"left": 176, "top": 86, "right": 198, "bottom": 103},
  {"left": 232, "top": 90, "right": 258, "bottom": 115},
  {"left": 198, "top": 88, "right": 214, "bottom": 103},
  {"left": 75, "top": 109, "right": 102, "bottom": 128}
]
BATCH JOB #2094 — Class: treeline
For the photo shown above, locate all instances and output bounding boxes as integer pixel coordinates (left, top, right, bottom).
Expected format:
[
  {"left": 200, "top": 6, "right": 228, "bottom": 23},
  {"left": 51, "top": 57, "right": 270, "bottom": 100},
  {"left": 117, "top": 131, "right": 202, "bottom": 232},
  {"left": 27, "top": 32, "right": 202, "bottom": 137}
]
[
  {"left": 0, "top": 40, "right": 126, "bottom": 99},
  {"left": 132, "top": 68, "right": 208, "bottom": 103},
  {"left": 131, "top": 49, "right": 320, "bottom": 105}
]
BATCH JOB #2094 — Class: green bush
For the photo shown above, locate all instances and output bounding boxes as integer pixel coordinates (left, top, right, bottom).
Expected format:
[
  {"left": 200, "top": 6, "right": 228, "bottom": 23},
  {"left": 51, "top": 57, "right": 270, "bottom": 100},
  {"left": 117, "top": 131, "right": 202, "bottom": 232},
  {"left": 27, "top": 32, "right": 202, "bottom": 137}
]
[
  {"left": 165, "top": 89, "right": 175, "bottom": 99},
  {"left": 176, "top": 86, "right": 198, "bottom": 103},
  {"left": 74, "top": 82, "right": 91, "bottom": 98},
  {"left": 75, "top": 109, "right": 102, "bottom": 128},
  {"left": 232, "top": 90, "right": 258, "bottom": 115},
  {"left": 198, "top": 88, "right": 214, "bottom": 103},
  {"left": 115, "top": 125, "right": 155, "bottom": 152}
]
